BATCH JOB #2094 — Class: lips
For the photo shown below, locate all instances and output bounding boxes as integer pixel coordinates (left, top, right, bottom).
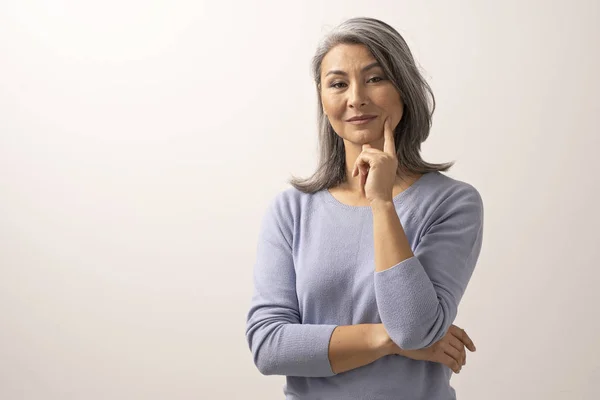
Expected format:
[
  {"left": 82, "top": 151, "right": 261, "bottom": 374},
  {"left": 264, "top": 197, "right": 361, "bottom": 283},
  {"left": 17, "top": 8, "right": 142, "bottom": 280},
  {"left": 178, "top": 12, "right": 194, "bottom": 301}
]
[{"left": 347, "top": 115, "right": 376, "bottom": 122}]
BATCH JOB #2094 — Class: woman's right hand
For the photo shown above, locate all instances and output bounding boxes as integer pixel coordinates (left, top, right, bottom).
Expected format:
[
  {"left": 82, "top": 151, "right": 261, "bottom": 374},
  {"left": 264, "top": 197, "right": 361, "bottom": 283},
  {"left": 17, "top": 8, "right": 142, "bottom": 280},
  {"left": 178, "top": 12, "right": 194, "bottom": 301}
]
[{"left": 388, "top": 325, "right": 476, "bottom": 374}]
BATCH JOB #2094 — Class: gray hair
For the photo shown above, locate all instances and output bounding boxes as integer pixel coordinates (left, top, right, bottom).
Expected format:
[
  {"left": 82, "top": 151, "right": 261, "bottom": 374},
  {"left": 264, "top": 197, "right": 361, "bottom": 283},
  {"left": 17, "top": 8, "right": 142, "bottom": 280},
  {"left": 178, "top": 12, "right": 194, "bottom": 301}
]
[{"left": 289, "top": 17, "right": 454, "bottom": 193}]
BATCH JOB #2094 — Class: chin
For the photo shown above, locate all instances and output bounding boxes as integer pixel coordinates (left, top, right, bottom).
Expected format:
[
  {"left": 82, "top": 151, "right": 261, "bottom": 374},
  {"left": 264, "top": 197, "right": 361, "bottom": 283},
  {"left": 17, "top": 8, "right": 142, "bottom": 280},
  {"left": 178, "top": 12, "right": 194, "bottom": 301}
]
[{"left": 348, "top": 129, "right": 382, "bottom": 144}]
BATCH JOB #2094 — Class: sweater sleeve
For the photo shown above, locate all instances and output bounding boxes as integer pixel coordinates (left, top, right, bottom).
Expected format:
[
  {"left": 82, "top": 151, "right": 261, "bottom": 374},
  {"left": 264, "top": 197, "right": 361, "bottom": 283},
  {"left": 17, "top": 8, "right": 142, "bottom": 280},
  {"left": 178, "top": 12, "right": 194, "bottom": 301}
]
[
  {"left": 245, "top": 193, "right": 338, "bottom": 377},
  {"left": 373, "top": 185, "right": 484, "bottom": 350}
]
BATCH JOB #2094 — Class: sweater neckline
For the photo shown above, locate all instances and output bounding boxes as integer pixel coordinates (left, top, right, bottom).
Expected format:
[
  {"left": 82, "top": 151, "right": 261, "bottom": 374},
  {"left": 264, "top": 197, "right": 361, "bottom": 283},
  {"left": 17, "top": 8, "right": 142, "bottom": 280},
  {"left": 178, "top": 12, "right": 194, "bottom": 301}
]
[{"left": 320, "top": 172, "right": 434, "bottom": 211}]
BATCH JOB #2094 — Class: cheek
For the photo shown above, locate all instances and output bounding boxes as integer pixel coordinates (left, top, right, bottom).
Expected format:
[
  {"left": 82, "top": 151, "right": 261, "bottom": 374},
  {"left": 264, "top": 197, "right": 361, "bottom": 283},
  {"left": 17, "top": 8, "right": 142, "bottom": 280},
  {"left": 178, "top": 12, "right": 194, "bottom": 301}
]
[
  {"left": 322, "top": 98, "right": 344, "bottom": 119},
  {"left": 374, "top": 91, "right": 403, "bottom": 121},
  {"left": 373, "top": 87, "right": 400, "bottom": 106}
]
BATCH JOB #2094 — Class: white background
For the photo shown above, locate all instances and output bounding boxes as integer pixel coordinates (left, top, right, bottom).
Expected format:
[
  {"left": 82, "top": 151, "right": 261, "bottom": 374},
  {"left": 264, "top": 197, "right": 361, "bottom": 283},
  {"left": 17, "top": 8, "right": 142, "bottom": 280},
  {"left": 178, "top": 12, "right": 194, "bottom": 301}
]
[{"left": 1, "top": 0, "right": 599, "bottom": 399}]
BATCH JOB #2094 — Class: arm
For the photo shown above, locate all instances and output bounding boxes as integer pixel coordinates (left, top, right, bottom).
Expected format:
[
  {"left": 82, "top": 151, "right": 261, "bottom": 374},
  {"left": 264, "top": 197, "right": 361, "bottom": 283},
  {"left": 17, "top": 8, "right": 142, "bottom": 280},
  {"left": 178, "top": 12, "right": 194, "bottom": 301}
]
[
  {"left": 246, "top": 195, "right": 393, "bottom": 377},
  {"left": 370, "top": 186, "right": 484, "bottom": 350},
  {"left": 328, "top": 323, "right": 394, "bottom": 374},
  {"left": 245, "top": 195, "right": 336, "bottom": 377}
]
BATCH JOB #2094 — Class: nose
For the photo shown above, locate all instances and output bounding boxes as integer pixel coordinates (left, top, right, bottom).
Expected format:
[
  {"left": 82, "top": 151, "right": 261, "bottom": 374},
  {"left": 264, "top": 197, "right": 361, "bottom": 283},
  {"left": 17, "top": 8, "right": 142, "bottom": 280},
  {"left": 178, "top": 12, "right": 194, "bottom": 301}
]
[{"left": 348, "top": 83, "right": 369, "bottom": 109}]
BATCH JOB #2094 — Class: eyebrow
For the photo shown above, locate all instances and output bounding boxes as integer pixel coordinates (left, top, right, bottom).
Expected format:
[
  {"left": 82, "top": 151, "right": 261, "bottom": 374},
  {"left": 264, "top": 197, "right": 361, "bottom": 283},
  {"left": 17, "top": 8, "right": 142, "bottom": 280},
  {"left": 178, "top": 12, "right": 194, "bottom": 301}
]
[{"left": 325, "top": 61, "right": 382, "bottom": 77}]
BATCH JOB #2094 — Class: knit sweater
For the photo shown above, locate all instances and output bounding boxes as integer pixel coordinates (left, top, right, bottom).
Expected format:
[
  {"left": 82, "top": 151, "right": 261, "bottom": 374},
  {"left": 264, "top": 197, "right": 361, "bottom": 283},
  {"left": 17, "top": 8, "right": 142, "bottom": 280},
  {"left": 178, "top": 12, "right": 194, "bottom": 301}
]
[{"left": 245, "top": 171, "right": 484, "bottom": 399}]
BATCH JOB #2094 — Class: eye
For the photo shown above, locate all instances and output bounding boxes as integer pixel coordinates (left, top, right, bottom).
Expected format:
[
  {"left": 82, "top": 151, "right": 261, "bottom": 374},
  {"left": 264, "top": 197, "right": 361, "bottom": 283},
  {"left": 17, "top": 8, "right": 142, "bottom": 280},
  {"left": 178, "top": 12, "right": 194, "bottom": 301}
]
[{"left": 329, "top": 76, "right": 384, "bottom": 89}]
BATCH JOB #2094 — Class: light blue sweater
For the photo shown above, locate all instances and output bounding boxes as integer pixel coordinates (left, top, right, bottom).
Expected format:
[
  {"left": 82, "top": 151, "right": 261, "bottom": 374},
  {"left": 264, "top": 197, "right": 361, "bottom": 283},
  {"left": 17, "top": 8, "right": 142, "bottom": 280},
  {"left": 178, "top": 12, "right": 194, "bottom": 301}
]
[{"left": 245, "top": 171, "right": 484, "bottom": 399}]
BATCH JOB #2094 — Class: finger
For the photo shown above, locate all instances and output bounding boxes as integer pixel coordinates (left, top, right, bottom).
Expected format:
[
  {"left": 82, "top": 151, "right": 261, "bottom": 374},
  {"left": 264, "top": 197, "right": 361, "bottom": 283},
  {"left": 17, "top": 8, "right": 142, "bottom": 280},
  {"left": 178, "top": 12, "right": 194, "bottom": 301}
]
[
  {"left": 459, "top": 329, "right": 476, "bottom": 352},
  {"left": 359, "top": 164, "right": 369, "bottom": 177},
  {"left": 441, "top": 343, "right": 463, "bottom": 369},
  {"left": 353, "top": 164, "right": 368, "bottom": 177},
  {"left": 354, "top": 153, "right": 374, "bottom": 175},
  {"left": 447, "top": 336, "right": 467, "bottom": 365},
  {"left": 463, "top": 330, "right": 476, "bottom": 352},
  {"left": 450, "top": 325, "right": 476, "bottom": 352},
  {"left": 359, "top": 167, "right": 368, "bottom": 196},
  {"left": 359, "top": 147, "right": 384, "bottom": 155},
  {"left": 352, "top": 153, "right": 367, "bottom": 177},
  {"left": 382, "top": 117, "right": 396, "bottom": 156},
  {"left": 352, "top": 161, "right": 363, "bottom": 177},
  {"left": 439, "top": 353, "right": 461, "bottom": 374}
]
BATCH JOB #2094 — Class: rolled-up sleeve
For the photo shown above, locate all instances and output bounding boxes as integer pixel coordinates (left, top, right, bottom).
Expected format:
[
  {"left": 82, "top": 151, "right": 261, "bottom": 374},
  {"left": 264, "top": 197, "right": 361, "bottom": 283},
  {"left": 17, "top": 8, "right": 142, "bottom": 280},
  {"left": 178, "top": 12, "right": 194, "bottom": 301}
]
[{"left": 374, "top": 186, "right": 484, "bottom": 350}]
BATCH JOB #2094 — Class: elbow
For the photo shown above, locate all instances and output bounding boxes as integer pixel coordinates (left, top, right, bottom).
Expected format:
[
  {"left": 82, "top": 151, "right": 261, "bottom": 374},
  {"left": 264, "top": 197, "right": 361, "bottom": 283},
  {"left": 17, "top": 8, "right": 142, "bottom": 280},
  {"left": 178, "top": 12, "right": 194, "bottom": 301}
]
[
  {"left": 247, "top": 332, "right": 280, "bottom": 376},
  {"left": 254, "top": 356, "right": 275, "bottom": 376},
  {"left": 246, "top": 318, "right": 292, "bottom": 376},
  {"left": 390, "top": 327, "right": 433, "bottom": 351},
  {"left": 387, "top": 314, "right": 451, "bottom": 350},
  {"left": 254, "top": 361, "right": 275, "bottom": 376},
  {"left": 390, "top": 299, "right": 457, "bottom": 350}
]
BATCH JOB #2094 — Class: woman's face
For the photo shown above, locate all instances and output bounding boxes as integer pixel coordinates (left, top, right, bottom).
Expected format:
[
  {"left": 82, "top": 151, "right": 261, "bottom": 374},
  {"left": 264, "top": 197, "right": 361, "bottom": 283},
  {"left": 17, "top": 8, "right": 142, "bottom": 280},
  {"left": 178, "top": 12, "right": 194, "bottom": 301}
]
[{"left": 319, "top": 44, "right": 404, "bottom": 145}]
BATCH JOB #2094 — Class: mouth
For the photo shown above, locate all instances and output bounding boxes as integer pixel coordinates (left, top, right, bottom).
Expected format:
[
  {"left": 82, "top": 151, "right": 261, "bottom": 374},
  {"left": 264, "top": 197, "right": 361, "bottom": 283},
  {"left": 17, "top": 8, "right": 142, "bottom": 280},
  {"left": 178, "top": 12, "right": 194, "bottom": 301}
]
[{"left": 347, "top": 115, "right": 377, "bottom": 125}]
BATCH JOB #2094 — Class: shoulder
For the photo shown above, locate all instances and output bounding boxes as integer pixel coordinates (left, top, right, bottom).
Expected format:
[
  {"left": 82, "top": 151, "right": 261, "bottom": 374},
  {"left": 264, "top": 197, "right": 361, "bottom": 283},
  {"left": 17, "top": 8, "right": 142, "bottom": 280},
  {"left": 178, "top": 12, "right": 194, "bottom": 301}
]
[
  {"left": 266, "top": 186, "right": 314, "bottom": 216},
  {"left": 417, "top": 172, "right": 484, "bottom": 226},
  {"left": 261, "top": 186, "right": 319, "bottom": 231},
  {"left": 424, "top": 172, "right": 483, "bottom": 205}
]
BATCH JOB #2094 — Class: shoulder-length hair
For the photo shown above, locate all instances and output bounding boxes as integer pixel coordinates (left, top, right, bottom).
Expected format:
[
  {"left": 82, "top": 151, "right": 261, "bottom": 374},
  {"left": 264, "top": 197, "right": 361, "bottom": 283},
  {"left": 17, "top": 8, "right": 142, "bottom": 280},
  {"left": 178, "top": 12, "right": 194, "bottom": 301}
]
[{"left": 289, "top": 17, "right": 454, "bottom": 193}]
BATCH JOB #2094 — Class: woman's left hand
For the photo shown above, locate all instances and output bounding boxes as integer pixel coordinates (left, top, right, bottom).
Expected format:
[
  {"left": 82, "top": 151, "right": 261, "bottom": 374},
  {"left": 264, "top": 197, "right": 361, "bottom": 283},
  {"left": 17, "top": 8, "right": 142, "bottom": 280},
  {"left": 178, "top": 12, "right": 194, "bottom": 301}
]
[
  {"left": 386, "top": 324, "right": 477, "bottom": 374},
  {"left": 352, "top": 117, "right": 398, "bottom": 204}
]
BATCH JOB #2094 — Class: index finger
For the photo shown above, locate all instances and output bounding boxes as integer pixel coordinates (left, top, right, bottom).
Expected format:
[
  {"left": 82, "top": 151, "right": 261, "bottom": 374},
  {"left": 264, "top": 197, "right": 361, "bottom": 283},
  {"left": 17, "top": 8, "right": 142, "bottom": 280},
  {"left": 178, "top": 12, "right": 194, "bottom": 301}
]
[{"left": 383, "top": 117, "right": 396, "bottom": 156}]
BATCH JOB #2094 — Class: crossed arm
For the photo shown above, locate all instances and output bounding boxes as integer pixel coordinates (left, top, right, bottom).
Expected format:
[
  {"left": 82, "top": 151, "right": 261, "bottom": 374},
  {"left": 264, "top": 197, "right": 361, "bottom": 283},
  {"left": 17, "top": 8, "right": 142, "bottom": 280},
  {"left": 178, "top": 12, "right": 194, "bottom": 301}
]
[{"left": 246, "top": 187, "right": 483, "bottom": 377}]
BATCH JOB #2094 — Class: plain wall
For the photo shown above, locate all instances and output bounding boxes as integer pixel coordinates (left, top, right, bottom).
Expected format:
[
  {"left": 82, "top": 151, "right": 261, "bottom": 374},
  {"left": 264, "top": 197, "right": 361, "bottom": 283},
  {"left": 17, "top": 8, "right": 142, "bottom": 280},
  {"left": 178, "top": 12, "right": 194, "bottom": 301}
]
[{"left": 1, "top": 0, "right": 599, "bottom": 399}]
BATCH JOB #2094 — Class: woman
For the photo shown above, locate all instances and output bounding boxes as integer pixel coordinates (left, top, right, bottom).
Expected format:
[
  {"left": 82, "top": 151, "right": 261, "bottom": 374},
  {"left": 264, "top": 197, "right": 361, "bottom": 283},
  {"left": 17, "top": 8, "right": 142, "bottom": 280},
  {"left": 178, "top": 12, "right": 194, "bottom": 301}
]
[{"left": 245, "top": 17, "right": 484, "bottom": 399}]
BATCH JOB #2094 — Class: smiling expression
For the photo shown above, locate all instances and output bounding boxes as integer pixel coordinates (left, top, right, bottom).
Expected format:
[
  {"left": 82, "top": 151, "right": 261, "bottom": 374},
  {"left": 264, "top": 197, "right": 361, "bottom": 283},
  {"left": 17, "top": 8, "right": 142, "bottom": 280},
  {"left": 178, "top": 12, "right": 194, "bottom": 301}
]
[{"left": 319, "top": 43, "right": 404, "bottom": 145}]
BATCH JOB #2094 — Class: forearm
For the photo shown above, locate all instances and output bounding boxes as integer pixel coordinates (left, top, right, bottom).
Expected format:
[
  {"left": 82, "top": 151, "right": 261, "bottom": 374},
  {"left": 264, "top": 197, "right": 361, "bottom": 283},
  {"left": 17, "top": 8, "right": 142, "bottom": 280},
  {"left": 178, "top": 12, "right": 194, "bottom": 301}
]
[
  {"left": 248, "top": 320, "right": 339, "bottom": 377},
  {"left": 370, "top": 199, "right": 440, "bottom": 349},
  {"left": 370, "top": 199, "right": 414, "bottom": 272},
  {"left": 367, "top": 188, "right": 483, "bottom": 350},
  {"left": 328, "top": 323, "right": 394, "bottom": 374}
]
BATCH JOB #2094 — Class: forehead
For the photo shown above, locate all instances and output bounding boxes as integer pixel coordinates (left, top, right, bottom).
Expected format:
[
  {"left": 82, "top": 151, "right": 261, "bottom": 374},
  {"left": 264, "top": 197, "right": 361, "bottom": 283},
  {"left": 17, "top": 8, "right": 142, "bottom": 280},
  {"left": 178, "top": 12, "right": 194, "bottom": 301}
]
[{"left": 321, "top": 44, "right": 379, "bottom": 73}]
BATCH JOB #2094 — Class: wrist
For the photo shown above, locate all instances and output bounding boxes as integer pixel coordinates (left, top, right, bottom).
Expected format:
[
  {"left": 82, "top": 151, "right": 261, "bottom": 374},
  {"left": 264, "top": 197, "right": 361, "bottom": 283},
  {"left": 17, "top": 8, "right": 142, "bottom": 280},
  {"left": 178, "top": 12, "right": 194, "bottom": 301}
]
[
  {"left": 370, "top": 324, "right": 394, "bottom": 357},
  {"left": 369, "top": 198, "right": 395, "bottom": 212}
]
